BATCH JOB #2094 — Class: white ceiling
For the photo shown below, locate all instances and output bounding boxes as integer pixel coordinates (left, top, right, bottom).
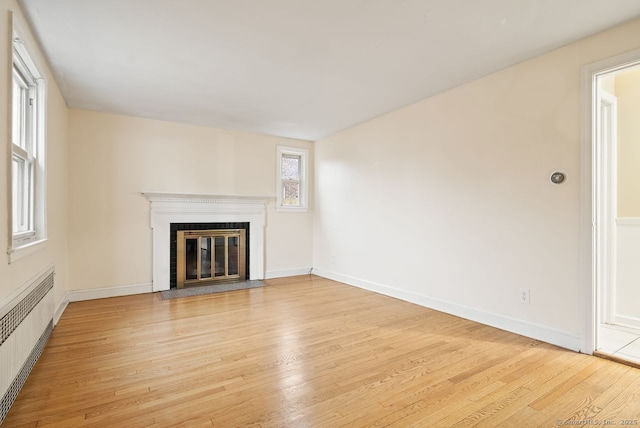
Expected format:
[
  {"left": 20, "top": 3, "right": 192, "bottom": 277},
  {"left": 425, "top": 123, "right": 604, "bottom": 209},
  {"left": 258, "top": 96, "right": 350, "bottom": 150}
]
[{"left": 18, "top": 0, "right": 640, "bottom": 141}]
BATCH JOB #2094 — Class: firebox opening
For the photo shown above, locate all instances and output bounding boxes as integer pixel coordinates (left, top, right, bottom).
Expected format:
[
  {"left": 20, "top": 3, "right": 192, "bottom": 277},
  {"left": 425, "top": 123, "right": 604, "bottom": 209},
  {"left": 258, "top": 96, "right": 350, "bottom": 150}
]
[
  {"left": 170, "top": 222, "right": 250, "bottom": 289},
  {"left": 177, "top": 229, "right": 246, "bottom": 288}
]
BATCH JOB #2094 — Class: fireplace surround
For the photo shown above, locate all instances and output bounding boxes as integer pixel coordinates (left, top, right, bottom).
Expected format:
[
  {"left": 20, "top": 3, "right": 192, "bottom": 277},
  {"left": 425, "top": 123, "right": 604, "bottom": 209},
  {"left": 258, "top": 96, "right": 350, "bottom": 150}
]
[{"left": 143, "top": 193, "right": 270, "bottom": 292}]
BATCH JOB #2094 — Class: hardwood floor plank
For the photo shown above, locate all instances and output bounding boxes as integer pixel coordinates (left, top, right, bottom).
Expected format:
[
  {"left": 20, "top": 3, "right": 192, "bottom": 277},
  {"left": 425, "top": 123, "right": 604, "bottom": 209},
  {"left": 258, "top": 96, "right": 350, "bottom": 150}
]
[{"left": 4, "top": 275, "right": 640, "bottom": 427}]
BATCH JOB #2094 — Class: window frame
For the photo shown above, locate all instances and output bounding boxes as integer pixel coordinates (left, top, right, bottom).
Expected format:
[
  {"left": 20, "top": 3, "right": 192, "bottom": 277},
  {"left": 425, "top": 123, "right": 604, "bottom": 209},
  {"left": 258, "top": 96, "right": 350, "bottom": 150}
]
[
  {"left": 12, "top": 58, "right": 36, "bottom": 238},
  {"left": 276, "top": 146, "right": 309, "bottom": 212},
  {"left": 8, "top": 28, "right": 47, "bottom": 262}
]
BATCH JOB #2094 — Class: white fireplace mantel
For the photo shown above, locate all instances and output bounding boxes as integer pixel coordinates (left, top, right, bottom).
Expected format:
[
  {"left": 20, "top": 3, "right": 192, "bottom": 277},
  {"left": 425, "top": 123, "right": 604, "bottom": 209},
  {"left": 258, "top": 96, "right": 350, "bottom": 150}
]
[{"left": 143, "top": 193, "right": 272, "bottom": 291}]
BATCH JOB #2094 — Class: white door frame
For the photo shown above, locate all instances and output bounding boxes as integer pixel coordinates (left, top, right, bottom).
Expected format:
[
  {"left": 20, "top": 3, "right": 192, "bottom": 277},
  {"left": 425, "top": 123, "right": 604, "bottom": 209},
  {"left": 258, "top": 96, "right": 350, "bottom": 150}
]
[
  {"left": 597, "top": 90, "right": 617, "bottom": 327},
  {"left": 581, "top": 48, "right": 640, "bottom": 354}
]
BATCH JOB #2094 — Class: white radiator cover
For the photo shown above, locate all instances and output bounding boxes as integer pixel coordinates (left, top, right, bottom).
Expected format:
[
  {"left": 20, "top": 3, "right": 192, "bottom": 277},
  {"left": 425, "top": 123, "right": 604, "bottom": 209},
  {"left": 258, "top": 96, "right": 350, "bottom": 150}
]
[{"left": 0, "top": 266, "right": 54, "bottom": 424}]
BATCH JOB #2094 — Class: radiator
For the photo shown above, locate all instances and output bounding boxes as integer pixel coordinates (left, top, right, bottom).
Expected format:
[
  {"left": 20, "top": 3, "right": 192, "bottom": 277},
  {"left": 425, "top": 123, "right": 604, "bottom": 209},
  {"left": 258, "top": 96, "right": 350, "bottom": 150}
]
[{"left": 0, "top": 267, "right": 54, "bottom": 425}]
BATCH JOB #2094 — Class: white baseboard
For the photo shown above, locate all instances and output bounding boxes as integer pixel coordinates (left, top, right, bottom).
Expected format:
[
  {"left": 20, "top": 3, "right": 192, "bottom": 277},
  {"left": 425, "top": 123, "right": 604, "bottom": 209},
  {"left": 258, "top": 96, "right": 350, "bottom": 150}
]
[
  {"left": 614, "top": 314, "right": 640, "bottom": 330},
  {"left": 53, "top": 282, "right": 155, "bottom": 325},
  {"left": 312, "top": 268, "right": 583, "bottom": 353},
  {"left": 52, "top": 272, "right": 310, "bottom": 323},
  {"left": 54, "top": 294, "right": 69, "bottom": 325},
  {"left": 67, "top": 282, "right": 153, "bottom": 303},
  {"left": 264, "top": 267, "right": 313, "bottom": 279}
]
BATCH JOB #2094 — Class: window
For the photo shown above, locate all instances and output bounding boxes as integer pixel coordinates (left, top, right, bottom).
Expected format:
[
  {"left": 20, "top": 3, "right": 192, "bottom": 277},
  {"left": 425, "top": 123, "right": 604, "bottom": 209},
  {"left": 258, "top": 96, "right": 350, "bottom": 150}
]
[
  {"left": 282, "top": 154, "right": 301, "bottom": 205},
  {"left": 276, "top": 146, "right": 309, "bottom": 211},
  {"left": 9, "top": 33, "right": 46, "bottom": 257}
]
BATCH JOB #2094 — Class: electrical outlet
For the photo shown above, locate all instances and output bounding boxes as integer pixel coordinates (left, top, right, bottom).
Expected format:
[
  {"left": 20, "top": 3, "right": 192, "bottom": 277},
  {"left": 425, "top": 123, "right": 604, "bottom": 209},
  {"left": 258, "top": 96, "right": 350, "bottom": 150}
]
[{"left": 519, "top": 288, "right": 530, "bottom": 304}]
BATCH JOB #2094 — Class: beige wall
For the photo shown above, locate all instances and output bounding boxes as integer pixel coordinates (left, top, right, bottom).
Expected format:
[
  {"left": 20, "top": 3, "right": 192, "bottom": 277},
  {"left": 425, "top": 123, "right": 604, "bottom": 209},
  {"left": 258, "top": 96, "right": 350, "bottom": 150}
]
[
  {"left": 314, "top": 18, "right": 640, "bottom": 349},
  {"left": 67, "top": 110, "right": 313, "bottom": 291},
  {"left": 615, "top": 68, "right": 640, "bottom": 217},
  {"left": 0, "top": 1, "right": 69, "bottom": 307}
]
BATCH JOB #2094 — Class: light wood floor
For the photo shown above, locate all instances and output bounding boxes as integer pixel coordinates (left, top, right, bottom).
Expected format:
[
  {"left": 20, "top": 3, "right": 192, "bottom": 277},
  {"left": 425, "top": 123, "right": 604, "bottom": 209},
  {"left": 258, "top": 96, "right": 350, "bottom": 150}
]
[{"left": 5, "top": 275, "right": 640, "bottom": 427}]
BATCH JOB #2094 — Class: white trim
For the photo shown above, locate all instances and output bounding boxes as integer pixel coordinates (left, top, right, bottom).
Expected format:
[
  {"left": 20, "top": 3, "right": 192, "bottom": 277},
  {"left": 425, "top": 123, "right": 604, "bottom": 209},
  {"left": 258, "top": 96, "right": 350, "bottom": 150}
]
[
  {"left": 598, "top": 90, "right": 617, "bottom": 326},
  {"left": 9, "top": 15, "right": 47, "bottom": 258},
  {"left": 616, "top": 217, "right": 640, "bottom": 226},
  {"left": 276, "top": 146, "right": 309, "bottom": 212},
  {"left": 264, "top": 267, "right": 312, "bottom": 279},
  {"left": 142, "top": 193, "right": 272, "bottom": 205},
  {"left": 613, "top": 315, "right": 640, "bottom": 331},
  {"left": 67, "top": 283, "right": 153, "bottom": 302},
  {"left": 0, "top": 264, "right": 54, "bottom": 319},
  {"left": 7, "top": 238, "right": 47, "bottom": 263},
  {"left": 313, "top": 268, "right": 583, "bottom": 352},
  {"left": 54, "top": 293, "right": 69, "bottom": 325},
  {"left": 579, "top": 52, "right": 597, "bottom": 357},
  {"left": 612, "top": 219, "right": 640, "bottom": 331},
  {"left": 581, "top": 47, "right": 640, "bottom": 356},
  {"left": 142, "top": 193, "right": 271, "bottom": 291}
]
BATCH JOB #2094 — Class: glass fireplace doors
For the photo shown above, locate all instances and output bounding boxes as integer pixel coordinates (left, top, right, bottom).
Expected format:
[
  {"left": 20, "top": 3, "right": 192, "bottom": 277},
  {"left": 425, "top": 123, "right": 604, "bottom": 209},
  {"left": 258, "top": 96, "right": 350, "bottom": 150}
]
[{"left": 176, "top": 229, "right": 246, "bottom": 288}]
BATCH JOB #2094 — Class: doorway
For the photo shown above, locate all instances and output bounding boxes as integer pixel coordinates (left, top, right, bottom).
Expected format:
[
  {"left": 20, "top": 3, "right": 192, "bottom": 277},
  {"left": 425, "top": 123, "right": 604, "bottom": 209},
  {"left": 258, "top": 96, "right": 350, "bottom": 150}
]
[{"left": 589, "top": 55, "right": 640, "bottom": 365}]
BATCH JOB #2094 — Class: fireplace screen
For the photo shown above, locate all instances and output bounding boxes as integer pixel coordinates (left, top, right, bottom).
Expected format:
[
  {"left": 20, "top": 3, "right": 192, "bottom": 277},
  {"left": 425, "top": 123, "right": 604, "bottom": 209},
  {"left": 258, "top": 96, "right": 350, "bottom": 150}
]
[{"left": 176, "top": 229, "right": 246, "bottom": 288}]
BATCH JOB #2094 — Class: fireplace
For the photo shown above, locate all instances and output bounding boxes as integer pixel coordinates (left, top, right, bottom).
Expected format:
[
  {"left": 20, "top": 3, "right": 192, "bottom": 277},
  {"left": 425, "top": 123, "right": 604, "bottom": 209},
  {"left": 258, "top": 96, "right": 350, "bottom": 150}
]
[
  {"left": 143, "top": 193, "right": 270, "bottom": 292},
  {"left": 178, "top": 229, "right": 245, "bottom": 287},
  {"left": 171, "top": 222, "right": 249, "bottom": 288}
]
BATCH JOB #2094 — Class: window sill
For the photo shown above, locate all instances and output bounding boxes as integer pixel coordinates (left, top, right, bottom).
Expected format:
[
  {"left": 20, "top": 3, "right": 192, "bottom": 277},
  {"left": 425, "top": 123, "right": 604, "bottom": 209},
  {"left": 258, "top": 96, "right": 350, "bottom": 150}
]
[
  {"left": 275, "top": 205, "right": 309, "bottom": 213},
  {"left": 8, "top": 238, "right": 47, "bottom": 264}
]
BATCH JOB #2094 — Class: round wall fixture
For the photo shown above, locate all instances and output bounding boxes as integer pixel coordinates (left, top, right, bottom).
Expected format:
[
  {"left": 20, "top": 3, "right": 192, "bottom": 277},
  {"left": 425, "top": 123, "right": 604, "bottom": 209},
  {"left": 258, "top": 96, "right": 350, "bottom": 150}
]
[{"left": 550, "top": 171, "right": 566, "bottom": 184}]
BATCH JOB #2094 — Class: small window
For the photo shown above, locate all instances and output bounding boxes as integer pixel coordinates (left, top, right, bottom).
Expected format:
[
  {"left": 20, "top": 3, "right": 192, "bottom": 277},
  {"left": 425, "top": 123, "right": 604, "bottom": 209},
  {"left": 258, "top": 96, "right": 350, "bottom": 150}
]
[
  {"left": 276, "top": 146, "right": 308, "bottom": 211},
  {"left": 10, "top": 33, "right": 46, "bottom": 254}
]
